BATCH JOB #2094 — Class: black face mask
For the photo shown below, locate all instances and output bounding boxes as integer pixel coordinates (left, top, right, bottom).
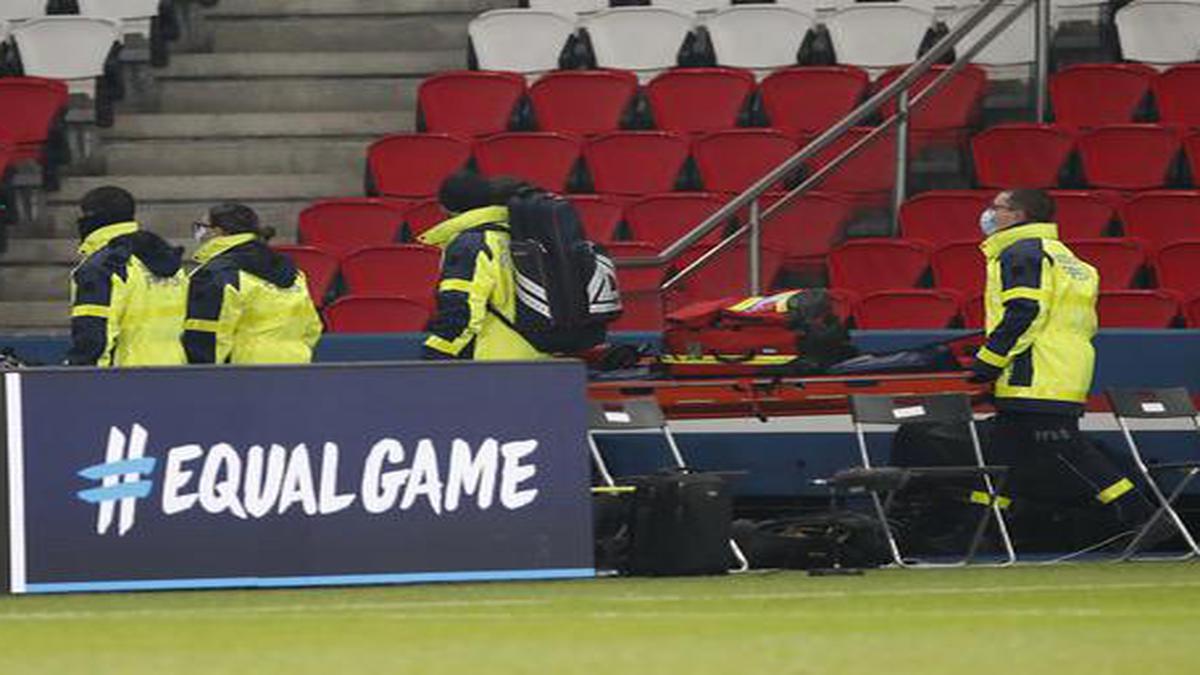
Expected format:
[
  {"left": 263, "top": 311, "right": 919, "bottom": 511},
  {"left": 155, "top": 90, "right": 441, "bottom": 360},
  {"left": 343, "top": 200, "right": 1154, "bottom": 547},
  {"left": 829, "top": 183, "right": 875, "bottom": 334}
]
[{"left": 76, "top": 212, "right": 107, "bottom": 240}]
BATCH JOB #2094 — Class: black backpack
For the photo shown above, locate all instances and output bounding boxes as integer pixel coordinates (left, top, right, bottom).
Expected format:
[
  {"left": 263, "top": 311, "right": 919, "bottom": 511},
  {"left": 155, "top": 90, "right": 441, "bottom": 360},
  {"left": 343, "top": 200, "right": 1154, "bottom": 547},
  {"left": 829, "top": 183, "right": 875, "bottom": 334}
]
[{"left": 503, "top": 190, "right": 622, "bottom": 353}]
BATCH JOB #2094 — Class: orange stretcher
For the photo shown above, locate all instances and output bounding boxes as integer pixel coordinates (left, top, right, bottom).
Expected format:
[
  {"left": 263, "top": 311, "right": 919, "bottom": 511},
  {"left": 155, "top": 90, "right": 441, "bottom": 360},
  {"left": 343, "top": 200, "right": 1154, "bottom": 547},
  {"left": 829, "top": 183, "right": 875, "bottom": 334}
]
[{"left": 588, "top": 372, "right": 991, "bottom": 421}]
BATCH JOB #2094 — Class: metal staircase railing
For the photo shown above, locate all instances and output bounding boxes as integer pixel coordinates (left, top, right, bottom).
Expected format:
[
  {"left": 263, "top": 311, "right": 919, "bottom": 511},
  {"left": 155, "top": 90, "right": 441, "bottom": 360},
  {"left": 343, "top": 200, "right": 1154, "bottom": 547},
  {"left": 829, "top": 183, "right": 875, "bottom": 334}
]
[{"left": 617, "top": 0, "right": 1052, "bottom": 296}]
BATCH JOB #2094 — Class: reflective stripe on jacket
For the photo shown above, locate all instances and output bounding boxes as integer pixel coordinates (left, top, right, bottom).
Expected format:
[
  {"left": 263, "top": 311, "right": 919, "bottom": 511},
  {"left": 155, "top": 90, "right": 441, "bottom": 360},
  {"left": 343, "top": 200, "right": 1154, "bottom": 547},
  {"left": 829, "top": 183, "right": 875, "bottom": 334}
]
[
  {"left": 418, "top": 205, "right": 544, "bottom": 361},
  {"left": 68, "top": 221, "right": 187, "bottom": 367},
  {"left": 978, "top": 222, "right": 1099, "bottom": 414},
  {"left": 184, "top": 233, "right": 323, "bottom": 364}
]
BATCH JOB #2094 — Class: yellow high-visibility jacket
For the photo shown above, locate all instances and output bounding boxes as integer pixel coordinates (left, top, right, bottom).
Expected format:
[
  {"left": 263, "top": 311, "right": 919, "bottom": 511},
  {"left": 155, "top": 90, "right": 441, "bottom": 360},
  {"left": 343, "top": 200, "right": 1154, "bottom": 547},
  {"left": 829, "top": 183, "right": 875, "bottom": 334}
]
[
  {"left": 67, "top": 221, "right": 187, "bottom": 367},
  {"left": 183, "top": 233, "right": 322, "bottom": 364},
  {"left": 418, "top": 205, "right": 544, "bottom": 360},
  {"left": 976, "top": 222, "right": 1099, "bottom": 415}
]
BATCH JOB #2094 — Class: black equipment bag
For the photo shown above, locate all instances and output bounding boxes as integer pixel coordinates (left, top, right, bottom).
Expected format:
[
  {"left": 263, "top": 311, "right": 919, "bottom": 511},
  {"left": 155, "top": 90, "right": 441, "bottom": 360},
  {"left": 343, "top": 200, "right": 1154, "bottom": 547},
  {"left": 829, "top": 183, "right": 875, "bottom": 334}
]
[
  {"left": 505, "top": 190, "right": 622, "bottom": 353},
  {"left": 732, "top": 511, "right": 890, "bottom": 570},
  {"left": 624, "top": 471, "right": 733, "bottom": 576}
]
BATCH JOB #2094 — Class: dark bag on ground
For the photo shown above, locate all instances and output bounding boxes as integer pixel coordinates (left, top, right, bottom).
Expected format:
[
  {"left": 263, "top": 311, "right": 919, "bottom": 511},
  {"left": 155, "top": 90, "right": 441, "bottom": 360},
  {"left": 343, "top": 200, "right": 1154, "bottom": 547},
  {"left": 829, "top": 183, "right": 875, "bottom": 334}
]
[
  {"left": 623, "top": 471, "right": 734, "bottom": 576},
  {"left": 732, "top": 511, "right": 890, "bottom": 570},
  {"left": 504, "top": 190, "right": 622, "bottom": 353}
]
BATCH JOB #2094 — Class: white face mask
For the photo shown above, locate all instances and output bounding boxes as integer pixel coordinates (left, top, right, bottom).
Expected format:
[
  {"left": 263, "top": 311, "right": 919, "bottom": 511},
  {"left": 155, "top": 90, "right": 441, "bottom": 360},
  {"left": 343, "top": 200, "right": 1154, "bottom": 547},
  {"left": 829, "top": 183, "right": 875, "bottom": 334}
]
[
  {"left": 979, "top": 208, "right": 999, "bottom": 237},
  {"left": 192, "top": 222, "right": 213, "bottom": 242}
]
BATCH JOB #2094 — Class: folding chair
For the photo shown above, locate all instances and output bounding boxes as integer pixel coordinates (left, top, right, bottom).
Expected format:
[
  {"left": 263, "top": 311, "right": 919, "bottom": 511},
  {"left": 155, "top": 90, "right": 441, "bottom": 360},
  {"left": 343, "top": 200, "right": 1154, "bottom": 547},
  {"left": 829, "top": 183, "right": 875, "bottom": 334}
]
[
  {"left": 586, "top": 398, "right": 749, "bottom": 571},
  {"left": 1105, "top": 387, "right": 1200, "bottom": 561},
  {"left": 831, "top": 393, "right": 1016, "bottom": 567}
]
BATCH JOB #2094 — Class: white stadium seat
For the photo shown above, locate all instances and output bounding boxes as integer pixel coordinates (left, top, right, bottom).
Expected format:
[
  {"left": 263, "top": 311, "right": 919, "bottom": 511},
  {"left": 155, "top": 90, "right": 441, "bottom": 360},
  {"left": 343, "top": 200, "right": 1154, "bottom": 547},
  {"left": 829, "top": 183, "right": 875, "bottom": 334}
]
[
  {"left": 527, "top": 0, "right": 607, "bottom": 14},
  {"left": 77, "top": 0, "right": 161, "bottom": 41},
  {"left": 583, "top": 7, "right": 696, "bottom": 81},
  {"left": 824, "top": 5, "right": 934, "bottom": 74},
  {"left": 11, "top": 16, "right": 122, "bottom": 98},
  {"left": 0, "top": 0, "right": 46, "bottom": 22},
  {"left": 468, "top": 9, "right": 578, "bottom": 75},
  {"left": 653, "top": 0, "right": 729, "bottom": 13},
  {"left": 1115, "top": 1, "right": 1200, "bottom": 67},
  {"left": 946, "top": 2, "right": 1036, "bottom": 79},
  {"left": 704, "top": 6, "right": 816, "bottom": 73}
]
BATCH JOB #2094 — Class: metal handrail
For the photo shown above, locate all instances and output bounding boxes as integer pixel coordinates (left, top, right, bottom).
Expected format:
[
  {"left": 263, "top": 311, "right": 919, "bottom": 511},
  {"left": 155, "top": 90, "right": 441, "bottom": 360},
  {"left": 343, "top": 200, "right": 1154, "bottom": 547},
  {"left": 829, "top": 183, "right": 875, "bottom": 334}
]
[{"left": 616, "top": 0, "right": 1043, "bottom": 295}]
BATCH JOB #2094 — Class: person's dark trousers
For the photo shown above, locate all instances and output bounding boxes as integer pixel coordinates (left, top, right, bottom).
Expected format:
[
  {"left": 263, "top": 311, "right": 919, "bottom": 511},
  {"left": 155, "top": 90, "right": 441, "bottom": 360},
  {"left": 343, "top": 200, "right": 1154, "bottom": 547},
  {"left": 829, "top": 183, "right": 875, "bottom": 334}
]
[{"left": 987, "top": 411, "right": 1160, "bottom": 551}]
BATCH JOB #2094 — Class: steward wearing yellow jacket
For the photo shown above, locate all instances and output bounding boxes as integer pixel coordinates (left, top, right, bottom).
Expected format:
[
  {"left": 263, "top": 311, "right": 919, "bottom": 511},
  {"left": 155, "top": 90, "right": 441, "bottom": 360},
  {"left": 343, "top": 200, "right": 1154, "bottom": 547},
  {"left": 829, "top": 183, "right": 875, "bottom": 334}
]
[
  {"left": 183, "top": 203, "right": 322, "bottom": 364},
  {"left": 971, "top": 189, "right": 1150, "bottom": 531},
  {"left": 419, "top": 171, "right": 543, "bottom": 361},
  {"left": 67, "top": 186, "right": 187, "bottom": 367}
]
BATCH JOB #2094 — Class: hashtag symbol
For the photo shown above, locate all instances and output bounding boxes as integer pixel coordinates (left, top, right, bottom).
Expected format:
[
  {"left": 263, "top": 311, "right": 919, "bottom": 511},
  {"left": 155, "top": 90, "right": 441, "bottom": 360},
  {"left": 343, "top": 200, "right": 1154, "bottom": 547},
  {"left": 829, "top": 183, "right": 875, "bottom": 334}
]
[{"left": 77, "top": 424, "right": 156, "bottom": 537}]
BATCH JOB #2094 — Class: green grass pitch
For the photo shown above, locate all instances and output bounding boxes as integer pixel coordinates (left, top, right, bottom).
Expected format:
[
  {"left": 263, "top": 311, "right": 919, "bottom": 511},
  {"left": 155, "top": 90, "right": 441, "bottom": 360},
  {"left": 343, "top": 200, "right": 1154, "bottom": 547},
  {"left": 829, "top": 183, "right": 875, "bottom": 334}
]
[{"left": 2, "top": 563, "right": 1198, "bottom": 674}]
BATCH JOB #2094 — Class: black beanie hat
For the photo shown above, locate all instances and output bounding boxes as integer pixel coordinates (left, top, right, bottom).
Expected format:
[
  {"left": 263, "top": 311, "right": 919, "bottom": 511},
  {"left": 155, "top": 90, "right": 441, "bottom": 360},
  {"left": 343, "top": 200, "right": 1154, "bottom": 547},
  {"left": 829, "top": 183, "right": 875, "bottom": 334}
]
[
  {"left": 209, "top": 202, "right": 260, "bottom": 234},
  {"left": 78, "top": 186, "right": 136, "bottom": 239},
  {"left": 438, "top": 170, "right": 492, "bottom": 214}
]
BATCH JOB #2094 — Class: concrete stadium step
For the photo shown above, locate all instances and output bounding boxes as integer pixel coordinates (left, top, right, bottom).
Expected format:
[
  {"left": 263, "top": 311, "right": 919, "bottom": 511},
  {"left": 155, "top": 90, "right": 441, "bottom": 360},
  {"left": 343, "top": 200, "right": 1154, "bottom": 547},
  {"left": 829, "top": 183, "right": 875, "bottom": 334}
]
[
  {"left": 205, "top": 0, "right": 509, "bottom": 16},
  {"left": 19, "top": 202, "right": 311, "bottom": 241},
  {"left": 53, "top": 174, "right": 361, "bottom": 204},
  {"left": 159, "top": 50, "right": 465, "bottom": 79},
  {"left": 1, "top": 239, "right": 82, "bottom": 265},
  {"left": 0, "top": 265, "right": 73, "bottom": 301},
  {"left": 106, "top": 111, "right": 412, "bottom": 140},
  {"left": 0, "top": 301, "right": 68, "bottom": 330},
  {"left": 125, "top": 75, "right": 424, "bottom": 113},
  {"left": 205, "top": 11, "right": 480, "bottom": 53},
  {"left": 98, "top": 138, "right": 374, "bottom": 176}
]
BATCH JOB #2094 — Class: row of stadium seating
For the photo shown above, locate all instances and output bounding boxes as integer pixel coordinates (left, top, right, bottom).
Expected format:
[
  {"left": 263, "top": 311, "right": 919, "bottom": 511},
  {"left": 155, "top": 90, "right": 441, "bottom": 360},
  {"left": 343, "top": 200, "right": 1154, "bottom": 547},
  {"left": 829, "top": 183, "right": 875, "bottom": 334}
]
[
  {"left": 364, "top": 124, "right": 1200, "bottom": 201},
  {"left": 1, "top": 1, "right": 167, "bottom": 43},
  {"left": 312, "top": 285, "right": 1200, "bottom": 333},
  {"left": 468, "top": 2, "right": 1200, "bottom": 77},
  {"left": 416, "top": 63, "right": 1200, "bottom": 140}
]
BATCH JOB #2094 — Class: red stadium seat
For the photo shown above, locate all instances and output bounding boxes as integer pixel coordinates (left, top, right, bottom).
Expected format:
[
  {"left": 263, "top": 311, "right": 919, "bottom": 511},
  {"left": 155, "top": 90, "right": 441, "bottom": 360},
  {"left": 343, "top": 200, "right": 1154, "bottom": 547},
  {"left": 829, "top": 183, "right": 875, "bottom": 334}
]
[
  {"left": 962, "top": 292, "right": 985, "bottom": 329},
  {"left": 759, "top": 191, "right": 854, "bottom": 265},
  {"left": 473, "top": 131, "right": 581, "bottom": 192},
  {"left": 272, "top": 245, "right": 339, "bottom": 308},
  {"left": 583, "top": 131, "right": 691, "bottom": 197},
  {"left": 806, "top": 126, "right": 903, "bottom": 201},
  {"left": 1077, "top": 124, "right": 1181, "bottom": 190},
  {"left": 606, "top": 241, "right": 666, "bottom": 292},
  {"left": 1069, "top": 238, "right": 1147, "bottom": 290},
  {"left": 611, "top": 290, "right": 665, "bottom": 331},
  {"left": 692, "top": 129, "right": 799, "bottom": 193},
  {"left": 854, "top": 290, "right": 962, "bottom": 329},
  {"left": 1152, "top": 64, "right": 1200, "bottom": 127},
  {"left": 828, "top": 238, "right": 931, "bottom": 294},
  {"left": 759, "top": 66, "right": 870, "bottom": 138},
  {"left": 339, "top": 245, "right": 441, "bottom": 308},
  {"left": 1048, "top": 63, "right": 1156, "bottom": 128},
  {"left": 1155, "top": 240, "right": 1200, "bottom": 295},
  {"left": 672, "top": 244, "right": 786, "bottom": 306},
  {"left": 931, "top": 241, "right": 986, "bottom": 296},
  {"left": 297, "top": 198, "right": 410, "bottom": 259},
  {"left": 416, "top": 70, "right": 525, "bottom": 136},
  {"left": 1097, "top": 290, "right": 1181, "bottom": 327},
  {"left": 1186, "top": 294, "right": 1200, "bottom": 327},
  {"left": 1119, "top": 191, "right": 1200, "bottom": 254},
  {"left": 0, "top": 77, "right": 69, "bottom": 162},
  {"left": 403, "top": 199, "right": 448, "bottom": 240},
  {"left": 528, "top": 69, "right": 639, "bottom": 137},
  {"left": 324, "top": 296, "right": 432, "bottom": 333},
  {"left": 899, "top": 190, "right": 994, "bottom": 245},
  {"left": 1049, "top": 190, "right": 1117, "bottom": 240},
  {"left": 1185, "top": 133, "right": 1200, "bottom": 190},
  {"left": 972, "top": 123, "right": 1074, "bottom": 189},
  {"left": 623, "top": 192, "right": 728, "bottom": 250},
  {"left": 367, "top": 133, "right": 472, "bottom": 198},
  {"left": 645, "top": 67, "right": 756, "bottom": 136},
  {"left": 878, "top": 64, "right": 987, "bottom": 141},
  {"left": 566, "top": 195, "right": 625, "bottom": 244}
]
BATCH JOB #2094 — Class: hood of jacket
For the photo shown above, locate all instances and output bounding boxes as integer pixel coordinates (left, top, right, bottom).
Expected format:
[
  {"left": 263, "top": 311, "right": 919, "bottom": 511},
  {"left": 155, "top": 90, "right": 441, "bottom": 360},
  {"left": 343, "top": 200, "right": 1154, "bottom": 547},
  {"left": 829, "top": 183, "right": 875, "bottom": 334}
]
[
  {"left": 195, "top": 233, "right": 298, "bottom": 288},
  {"left": 418, "top": 205, "right": 509, "bottom": 249},
  {"left": 79, "top": 221, "right": 183, "bottom": 278}
]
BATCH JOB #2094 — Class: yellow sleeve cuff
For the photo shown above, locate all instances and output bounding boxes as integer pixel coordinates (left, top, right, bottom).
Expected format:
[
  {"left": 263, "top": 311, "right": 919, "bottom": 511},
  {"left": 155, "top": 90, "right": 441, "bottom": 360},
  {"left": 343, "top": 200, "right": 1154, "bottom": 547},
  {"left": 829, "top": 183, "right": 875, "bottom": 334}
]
[
  {"left": 424, "top": 335, "right": 466, "bottom": 356},
  {"left": 976, "top": 346, "right": 1008, "bottom": 368}
]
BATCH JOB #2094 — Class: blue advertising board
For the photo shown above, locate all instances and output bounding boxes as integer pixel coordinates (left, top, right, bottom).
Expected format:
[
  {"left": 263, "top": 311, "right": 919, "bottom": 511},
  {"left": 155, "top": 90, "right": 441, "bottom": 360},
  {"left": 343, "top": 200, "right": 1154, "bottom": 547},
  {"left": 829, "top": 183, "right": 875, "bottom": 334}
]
[{"left": 1, "top": 361, "right": 594, "bottom": 594}]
